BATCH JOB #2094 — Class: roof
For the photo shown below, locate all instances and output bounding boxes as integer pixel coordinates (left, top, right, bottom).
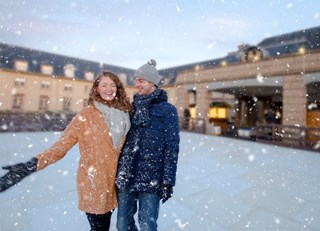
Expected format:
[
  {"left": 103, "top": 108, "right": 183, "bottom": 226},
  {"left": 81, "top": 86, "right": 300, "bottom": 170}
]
[
  {"left": 1, "top": 26, "right": 319, "bottom": 85},
  {"left": 160, "top": 26, "right": 320, "bottom": 78},
  {"left": 258, "top": 26, "right": 320, "bottom": 52},
  {"left": 0, "top": 43, "right": 135, "bottom": 81}
]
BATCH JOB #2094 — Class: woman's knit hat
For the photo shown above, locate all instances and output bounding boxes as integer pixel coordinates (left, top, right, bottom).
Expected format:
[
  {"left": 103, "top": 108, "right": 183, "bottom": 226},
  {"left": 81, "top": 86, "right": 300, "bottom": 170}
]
[{"left": 134, "top": 59, "right": 162, "bottom": 86}]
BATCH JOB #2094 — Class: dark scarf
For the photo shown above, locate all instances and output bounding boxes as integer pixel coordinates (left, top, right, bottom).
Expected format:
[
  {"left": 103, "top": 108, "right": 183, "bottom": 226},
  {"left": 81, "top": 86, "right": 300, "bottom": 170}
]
[{"left": 132, "top": 88, "right": 164, "bottom": 126}]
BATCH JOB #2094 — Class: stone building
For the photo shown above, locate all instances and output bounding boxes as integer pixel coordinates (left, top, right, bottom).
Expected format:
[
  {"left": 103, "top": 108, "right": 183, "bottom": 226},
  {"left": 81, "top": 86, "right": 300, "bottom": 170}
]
[{"left": 1, "top": 26, "right": 320, "bottom": 142}]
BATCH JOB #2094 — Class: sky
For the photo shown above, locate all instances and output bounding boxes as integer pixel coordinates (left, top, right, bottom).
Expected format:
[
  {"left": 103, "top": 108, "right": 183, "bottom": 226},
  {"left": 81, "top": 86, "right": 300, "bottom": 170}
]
[
  {"left": 1, "top": 131, "right": 319, "bottom": 230},
  {"left": 0, "top": 0, "right": 319, "bottom": 69}
]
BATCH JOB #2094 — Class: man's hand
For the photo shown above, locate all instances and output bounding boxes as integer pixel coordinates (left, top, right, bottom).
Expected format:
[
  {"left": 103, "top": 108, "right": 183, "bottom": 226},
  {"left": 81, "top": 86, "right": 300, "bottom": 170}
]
[{"left": 160, "top": 184, "right": 173, "bottom": 204}]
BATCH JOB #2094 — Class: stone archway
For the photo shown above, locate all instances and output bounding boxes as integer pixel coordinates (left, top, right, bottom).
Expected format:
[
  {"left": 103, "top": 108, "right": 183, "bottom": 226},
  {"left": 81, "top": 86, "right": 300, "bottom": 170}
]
[{"left": 175, "top": 52, "right": 320, "bottom": 129}]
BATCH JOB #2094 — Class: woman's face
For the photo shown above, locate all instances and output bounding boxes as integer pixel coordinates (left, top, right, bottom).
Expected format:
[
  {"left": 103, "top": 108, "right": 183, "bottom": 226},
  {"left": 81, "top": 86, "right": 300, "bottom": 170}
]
[{"left": 96, "top": 76, "right": 117, "bottom": 101}]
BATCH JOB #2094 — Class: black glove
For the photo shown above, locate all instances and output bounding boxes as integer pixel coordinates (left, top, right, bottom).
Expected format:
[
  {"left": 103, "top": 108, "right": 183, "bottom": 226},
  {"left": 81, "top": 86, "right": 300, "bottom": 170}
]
[
  {"left": 0, "top": 157, "right": 38, "bottom": 192},
  {"left": 160, "top": 184, "right": 173, "bottom": 204}
]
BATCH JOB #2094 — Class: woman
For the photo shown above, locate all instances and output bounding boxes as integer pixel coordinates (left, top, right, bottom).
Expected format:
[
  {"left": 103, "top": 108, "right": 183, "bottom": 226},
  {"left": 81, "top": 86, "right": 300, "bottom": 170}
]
[{"left": 0, "top": 71, "right": 131, "bottom": 230}]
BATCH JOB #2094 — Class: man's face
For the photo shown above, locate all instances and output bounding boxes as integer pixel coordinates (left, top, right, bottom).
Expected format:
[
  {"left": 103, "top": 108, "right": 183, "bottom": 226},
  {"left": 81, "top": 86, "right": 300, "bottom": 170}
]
[{"left": 134, "top": 78, "right": 156, "bottom": 95}]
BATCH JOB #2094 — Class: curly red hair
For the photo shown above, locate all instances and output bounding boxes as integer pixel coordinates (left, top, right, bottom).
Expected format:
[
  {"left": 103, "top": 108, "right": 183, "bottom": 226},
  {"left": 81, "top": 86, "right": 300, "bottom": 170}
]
[{"left": 88, "top": 71, "right": 131, "bottom": 113}]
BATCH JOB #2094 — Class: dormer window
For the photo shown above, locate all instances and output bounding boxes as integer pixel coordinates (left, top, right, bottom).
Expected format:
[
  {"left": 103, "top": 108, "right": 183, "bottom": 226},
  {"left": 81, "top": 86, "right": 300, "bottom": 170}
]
[
  {"left": 41, "top": 64, "right": 54, "bottom": 75},
  {"left": 119, "top": 73, "right": 127, "bottom": 86},
  {"left": 84, "top": 71, "right": 94, "bottom": 81},
  {"left": 14, "top": 60, "right": 28, "bottom": 72},
  {"left": 64, "top": 64, "right": 75, "bottom": 78}
]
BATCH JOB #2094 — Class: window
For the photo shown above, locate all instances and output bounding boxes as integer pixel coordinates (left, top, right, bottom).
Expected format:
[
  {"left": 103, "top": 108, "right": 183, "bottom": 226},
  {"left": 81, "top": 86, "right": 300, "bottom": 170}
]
[
  {"left": 119, "top": 73, "right": 127, "bottom": 85},
  {"left": 41, "top": 64, "right": 54, "bottom": 75},
  {"left": 62, "top": 97, "right": 72, "bottom": 111},
  {"left": 12, "top": 94, "right": 24, "bottom": 110},
  {"left": 14, "top": 78, "right": 26, "bottom": 87},
  {"left": 83, "top": 99, "right": 89, "bottom": 107},
  {"left": 84, "top": 71, "right": 94, "bottom": 81},
  {"left": 64, "top": 64, "right": 75, "bottom": 78},
  {"left": 39, "top": 95, "right": 50, "bottom": 111},
  {"left": 188, "top": 90, "right": 196, "bottom": 105},
  {"left": 85, "top": 85, "right": 91, "bottom": 93},
  {"left": 209, "top": 107, "right": 228, "bottom": 119},
  {"left": 41, "top": 81, "right": 50, "bottom": 89},
  {"left": 64, "top": 84, "right": 73, "bottom": 92},
  {"left": 14, "top": 60, "right": 28, "bottom": 72}
]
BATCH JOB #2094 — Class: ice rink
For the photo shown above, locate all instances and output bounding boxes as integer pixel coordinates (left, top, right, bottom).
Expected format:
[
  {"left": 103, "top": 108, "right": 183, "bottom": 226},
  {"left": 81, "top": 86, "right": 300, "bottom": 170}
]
[{"left": 0, "top": 131, "right": 319, "bottom": 230}]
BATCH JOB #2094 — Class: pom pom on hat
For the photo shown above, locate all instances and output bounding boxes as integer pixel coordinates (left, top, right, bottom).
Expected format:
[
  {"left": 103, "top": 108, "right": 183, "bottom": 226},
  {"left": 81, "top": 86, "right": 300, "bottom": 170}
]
[
  {"left": 134, "top": 59, "right": 161, "bottom": 86},
  {"left": 148, "top": 59, "right": 157, "bottom": 67}
]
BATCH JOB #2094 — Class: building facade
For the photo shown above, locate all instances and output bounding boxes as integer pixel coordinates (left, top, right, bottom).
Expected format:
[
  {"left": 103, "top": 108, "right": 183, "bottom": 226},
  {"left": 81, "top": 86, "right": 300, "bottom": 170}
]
[{"left": 1, "top": 26, "right": 320, "bottom": 141}]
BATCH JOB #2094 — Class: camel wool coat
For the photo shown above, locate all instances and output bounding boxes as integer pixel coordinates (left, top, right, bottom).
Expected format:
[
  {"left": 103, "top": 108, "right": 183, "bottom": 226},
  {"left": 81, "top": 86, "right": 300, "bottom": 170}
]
[{"left": 36, "top": 105, "right": 128, "bottom": 214}]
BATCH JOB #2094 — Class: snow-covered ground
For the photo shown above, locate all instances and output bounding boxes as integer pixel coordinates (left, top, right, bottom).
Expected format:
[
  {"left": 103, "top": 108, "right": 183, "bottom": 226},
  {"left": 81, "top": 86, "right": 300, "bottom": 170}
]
[{"left": 0, "top": 131, "right": 319, "bottom": 231}]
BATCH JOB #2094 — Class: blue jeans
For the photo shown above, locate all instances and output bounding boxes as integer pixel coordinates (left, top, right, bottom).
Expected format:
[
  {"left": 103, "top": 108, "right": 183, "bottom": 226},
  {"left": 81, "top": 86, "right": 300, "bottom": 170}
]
[{"left": 117, "top": 189, "right": 160, "bottom": 231}]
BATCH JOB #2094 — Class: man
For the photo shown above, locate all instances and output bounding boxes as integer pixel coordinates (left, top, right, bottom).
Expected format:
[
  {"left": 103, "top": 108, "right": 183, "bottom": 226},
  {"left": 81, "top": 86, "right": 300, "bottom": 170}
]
[{"left": 116, "top": 59, "right": 180, "bottom": 231}]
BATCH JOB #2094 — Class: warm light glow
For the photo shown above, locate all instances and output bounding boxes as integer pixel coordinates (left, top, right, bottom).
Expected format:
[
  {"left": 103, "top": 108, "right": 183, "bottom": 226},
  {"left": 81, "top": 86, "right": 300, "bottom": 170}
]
[
  {"left": 190, "top": 107, "right": 196, "bottom": 119},
  {"left": 298, "top": 46, "right": 306, "bottom": 55},
  {"left": 253, "top": 54, "right": 261, "bottom": 61},
  {"left": 220, "top": 60, "right": 227, "bottom": 66},
  {"left": 209, "top": 107, "right": 227, "bottom": 119}
]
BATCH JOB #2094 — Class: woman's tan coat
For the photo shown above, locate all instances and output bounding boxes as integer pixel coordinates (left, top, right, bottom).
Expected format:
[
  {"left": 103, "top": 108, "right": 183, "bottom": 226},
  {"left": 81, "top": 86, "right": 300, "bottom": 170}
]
[{"left": 36, "top": 105, "right": 126, "bottom": 214}]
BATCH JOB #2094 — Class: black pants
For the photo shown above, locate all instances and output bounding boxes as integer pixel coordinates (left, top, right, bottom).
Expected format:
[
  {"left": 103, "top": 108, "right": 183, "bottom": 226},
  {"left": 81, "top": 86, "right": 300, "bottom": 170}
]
[{"left": 86, "top": 211, "right": 112, "bottom": 231}]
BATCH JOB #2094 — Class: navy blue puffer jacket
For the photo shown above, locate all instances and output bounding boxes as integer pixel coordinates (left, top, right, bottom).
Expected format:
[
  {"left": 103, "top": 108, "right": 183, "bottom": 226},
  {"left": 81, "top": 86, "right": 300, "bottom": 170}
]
[{"left": 116, "top": 88, "right": 180, "bottom": 194}]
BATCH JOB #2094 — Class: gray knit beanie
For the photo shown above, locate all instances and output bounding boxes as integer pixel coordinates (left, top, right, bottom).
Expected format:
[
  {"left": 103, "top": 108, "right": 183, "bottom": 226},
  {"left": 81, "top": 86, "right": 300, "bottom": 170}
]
[{"left": 134, "top": 59, "right": 162, "bottom": 86}]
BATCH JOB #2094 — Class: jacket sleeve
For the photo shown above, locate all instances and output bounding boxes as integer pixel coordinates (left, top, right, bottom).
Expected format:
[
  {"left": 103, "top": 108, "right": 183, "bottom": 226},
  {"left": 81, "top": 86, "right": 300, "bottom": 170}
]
[
  {"left": 162, "top": 104, "right": 180, "bottom": 186},
  {"left": 36, "top": 113, "right": 82, "bottom": 170}
]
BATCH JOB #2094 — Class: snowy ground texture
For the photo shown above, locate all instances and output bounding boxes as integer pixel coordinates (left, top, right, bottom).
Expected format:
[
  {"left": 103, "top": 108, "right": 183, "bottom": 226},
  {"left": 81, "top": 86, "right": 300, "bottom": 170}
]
[{"left": 0, "top": 131, "right": 320, "bottom": 231}]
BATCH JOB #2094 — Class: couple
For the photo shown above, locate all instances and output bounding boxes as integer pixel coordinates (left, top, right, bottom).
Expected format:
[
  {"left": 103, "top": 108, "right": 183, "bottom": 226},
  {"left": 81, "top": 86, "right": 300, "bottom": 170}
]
[{"left": 0, "top": 59, "right": 180, "bottom": 231}]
